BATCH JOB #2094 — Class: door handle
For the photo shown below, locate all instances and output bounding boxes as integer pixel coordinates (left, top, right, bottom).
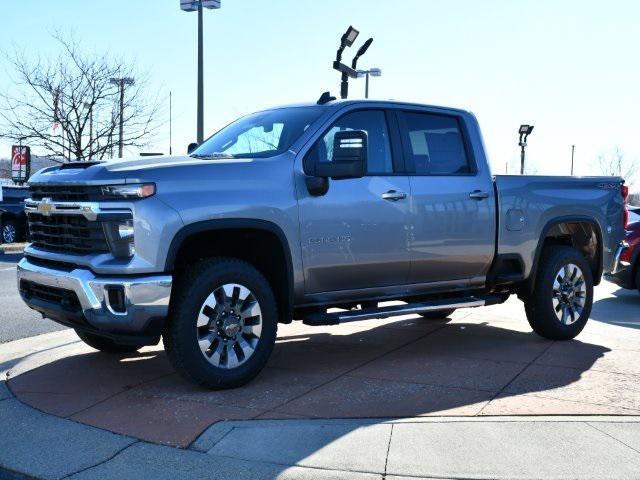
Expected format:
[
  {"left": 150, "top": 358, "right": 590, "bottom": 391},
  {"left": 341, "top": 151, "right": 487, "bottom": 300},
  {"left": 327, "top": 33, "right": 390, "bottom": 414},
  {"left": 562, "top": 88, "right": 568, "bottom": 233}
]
[
  {"left": 381, "top": 190, "right": 407, "bottom": 201},
  {"left": 469, "top": 190, "right": 490, "bottom": 200}
]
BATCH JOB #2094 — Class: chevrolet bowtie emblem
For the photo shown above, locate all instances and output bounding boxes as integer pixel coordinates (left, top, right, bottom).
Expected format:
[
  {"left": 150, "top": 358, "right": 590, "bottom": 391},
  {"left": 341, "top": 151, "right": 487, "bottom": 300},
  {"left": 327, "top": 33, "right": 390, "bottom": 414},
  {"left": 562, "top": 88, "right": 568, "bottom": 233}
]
[{"left": 37, "top": 198, "right": 55, "bottom": 216}]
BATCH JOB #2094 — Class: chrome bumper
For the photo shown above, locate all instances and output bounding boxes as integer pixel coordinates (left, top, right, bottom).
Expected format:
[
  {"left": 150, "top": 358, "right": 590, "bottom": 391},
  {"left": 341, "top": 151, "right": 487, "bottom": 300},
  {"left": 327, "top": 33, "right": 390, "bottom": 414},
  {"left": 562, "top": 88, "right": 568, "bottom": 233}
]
[
  {"left": 610, "top": 241, "right": 629, "bottom": 275},
  {"left": 17, "top": 257, "right": 172, "bottom": 334}
]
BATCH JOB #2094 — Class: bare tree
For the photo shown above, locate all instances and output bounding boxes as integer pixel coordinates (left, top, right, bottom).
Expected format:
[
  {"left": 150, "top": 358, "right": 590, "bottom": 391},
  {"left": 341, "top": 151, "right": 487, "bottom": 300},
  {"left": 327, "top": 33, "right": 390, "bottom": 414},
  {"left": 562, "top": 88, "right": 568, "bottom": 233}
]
[
  {"left": 595, "top": 147, "right": 637, "bottom": 182},
  {"left": 0, "top": 33, "right": 162, "bottom": 161}
]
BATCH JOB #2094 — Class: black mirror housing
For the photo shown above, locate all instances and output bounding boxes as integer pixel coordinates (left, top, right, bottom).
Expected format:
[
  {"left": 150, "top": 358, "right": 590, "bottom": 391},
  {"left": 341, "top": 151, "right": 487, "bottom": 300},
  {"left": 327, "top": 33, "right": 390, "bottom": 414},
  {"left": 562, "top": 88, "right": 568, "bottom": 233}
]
[
  {"left": 187, "top": 142, "right": 199, "bottom": 154},
  {"left": 315, "top": 130, "right": 367, "bottom": 180}
]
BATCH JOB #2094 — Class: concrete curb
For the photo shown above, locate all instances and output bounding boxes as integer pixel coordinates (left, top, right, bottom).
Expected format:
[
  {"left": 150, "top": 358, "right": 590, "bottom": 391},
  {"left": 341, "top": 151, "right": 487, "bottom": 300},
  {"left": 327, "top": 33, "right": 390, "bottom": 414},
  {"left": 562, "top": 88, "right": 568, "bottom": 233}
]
[
  {"left": 2, "top": 385, "right": 640, "bottom": 480},
  {"left": 0, "top": 243, "right": 25, "bottom": 255}
]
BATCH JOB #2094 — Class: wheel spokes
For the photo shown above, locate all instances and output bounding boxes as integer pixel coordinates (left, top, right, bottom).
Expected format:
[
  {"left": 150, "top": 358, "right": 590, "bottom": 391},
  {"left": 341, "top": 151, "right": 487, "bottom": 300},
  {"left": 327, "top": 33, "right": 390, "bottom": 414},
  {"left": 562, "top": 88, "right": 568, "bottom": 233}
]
[{"left": 196, "top": 283, "right": 262, "bottom": 370}]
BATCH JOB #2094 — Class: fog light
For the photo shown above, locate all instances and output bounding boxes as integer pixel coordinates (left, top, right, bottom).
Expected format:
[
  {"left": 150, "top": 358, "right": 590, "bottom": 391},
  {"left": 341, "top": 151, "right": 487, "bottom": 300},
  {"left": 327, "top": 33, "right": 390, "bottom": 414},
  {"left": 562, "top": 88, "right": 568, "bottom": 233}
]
[
  {"left": 118, "top": 221, "right": 134, "bottom": 240},
  {"left": 103, "top": 220, "right": 135, "bottom": 258}
]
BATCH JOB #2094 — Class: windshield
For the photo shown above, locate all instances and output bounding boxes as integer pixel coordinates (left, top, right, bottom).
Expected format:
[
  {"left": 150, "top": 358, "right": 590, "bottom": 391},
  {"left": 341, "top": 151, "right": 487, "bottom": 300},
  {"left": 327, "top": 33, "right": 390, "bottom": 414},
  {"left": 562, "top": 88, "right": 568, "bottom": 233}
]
[{"left": 192, "top": 106, "right": 324, "bottom": 159}]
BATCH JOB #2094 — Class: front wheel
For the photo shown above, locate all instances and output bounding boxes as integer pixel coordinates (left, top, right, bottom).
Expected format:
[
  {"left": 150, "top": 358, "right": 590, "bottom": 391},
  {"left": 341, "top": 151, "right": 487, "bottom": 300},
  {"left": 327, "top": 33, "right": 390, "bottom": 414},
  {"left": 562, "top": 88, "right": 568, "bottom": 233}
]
[
  {"left": 524, "top": 245, "right": 593, "bottom": 340},
  {"left": 163, "top": 258, "right": 277, "bottom": 389}
]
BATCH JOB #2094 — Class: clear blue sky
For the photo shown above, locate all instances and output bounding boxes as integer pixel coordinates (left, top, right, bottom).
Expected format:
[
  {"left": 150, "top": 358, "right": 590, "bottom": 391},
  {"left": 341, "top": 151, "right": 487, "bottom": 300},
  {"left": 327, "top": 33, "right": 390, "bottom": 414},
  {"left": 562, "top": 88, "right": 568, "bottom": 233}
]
[{"left": 1, "top": 0, "right": 639, "bottom": 185}]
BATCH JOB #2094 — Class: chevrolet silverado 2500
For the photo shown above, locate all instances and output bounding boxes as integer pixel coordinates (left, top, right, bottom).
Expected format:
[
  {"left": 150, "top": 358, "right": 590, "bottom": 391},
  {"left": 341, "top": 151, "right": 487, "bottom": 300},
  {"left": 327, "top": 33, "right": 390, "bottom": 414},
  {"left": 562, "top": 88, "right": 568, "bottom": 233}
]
[{"left": 17, "top": 100, "right": 627, "bottom": 388}]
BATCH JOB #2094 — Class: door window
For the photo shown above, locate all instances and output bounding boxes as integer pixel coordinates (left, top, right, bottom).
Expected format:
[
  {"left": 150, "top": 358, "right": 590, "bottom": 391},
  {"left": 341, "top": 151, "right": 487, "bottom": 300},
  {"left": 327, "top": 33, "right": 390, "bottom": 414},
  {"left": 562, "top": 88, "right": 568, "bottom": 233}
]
[
  {"left": 311, "top": 110, "right": 394, "bottom": 174},
  {"left": 399, "top": 112, "right": 472, "bottom": 175}
]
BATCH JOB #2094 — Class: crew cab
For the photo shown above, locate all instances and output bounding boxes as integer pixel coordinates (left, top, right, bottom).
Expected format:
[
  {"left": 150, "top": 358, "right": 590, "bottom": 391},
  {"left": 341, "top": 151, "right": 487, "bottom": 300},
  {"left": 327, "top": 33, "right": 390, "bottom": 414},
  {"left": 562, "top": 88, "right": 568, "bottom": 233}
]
[{"left": 17, "top": 99, "right": 627, "bottom": 389}]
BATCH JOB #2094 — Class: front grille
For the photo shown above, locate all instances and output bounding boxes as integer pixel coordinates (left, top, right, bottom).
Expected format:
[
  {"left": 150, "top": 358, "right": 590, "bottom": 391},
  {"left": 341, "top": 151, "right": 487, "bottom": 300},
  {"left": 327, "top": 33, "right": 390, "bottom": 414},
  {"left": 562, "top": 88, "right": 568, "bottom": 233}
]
[
  {"left": 29, "top": 185, "right": 103, "bottom": 202},
  {"left": 20, "top": 280, "right": 82, "bottom": 312},
  {"left": 27, "top": 212, "right": 109, "bottom": 254}
]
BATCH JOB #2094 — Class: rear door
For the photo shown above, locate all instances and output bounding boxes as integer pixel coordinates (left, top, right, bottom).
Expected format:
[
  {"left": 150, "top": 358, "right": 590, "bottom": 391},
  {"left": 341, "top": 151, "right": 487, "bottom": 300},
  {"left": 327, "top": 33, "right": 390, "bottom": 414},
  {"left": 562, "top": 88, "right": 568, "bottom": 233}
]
[
  {"left": 298, "top": 109, "right": 411, "bottom": 293},
  {"left": 395, "top": 109, "right": 496, "bottom": 286}
]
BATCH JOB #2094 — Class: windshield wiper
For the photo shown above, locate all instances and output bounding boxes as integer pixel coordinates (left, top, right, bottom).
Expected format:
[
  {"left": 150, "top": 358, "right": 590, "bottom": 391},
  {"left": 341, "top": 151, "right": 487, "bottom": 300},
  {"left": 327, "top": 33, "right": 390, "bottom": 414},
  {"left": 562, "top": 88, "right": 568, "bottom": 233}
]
[{"left": 190, "top": 152, "right": 236, "bottom": 159}]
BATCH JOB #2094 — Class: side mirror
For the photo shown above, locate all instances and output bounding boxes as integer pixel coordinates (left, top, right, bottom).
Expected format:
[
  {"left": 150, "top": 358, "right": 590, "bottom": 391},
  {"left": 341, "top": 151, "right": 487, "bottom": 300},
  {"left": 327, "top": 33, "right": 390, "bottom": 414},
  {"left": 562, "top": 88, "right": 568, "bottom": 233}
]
[
  {"left": 187, "top": 142, "right": 199, "bottom": 154},
  {"left": 315, "top": 130, "right": 367, "bottom": 180}
]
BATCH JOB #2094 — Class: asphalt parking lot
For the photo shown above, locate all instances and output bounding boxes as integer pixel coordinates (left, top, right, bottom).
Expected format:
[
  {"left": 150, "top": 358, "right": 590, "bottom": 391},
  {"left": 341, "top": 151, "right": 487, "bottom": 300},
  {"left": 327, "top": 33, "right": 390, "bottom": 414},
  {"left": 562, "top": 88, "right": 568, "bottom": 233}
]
[
  {"left": 0, "top": 252, "right": 66, "bottom": 343},
  {"left": 2, "top": 273, "right": 639, "bottom": 448}
]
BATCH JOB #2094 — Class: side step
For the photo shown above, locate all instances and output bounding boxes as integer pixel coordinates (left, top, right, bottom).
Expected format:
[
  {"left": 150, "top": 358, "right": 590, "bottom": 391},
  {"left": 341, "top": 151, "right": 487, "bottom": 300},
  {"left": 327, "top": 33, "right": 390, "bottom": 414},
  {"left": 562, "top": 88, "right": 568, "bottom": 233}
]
[{"left": 302, "top": 295, "right": 503, "bottom": 326}]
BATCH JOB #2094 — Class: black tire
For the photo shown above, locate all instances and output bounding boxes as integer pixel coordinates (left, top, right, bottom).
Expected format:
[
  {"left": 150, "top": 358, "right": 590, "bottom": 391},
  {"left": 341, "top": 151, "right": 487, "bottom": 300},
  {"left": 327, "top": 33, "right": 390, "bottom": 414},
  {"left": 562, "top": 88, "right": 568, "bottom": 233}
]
[
  {"left": 636, "top": 267, "right": 640, "bottom": 296},
  {"left": 524, "top": 245, "right": 593, "bottom": 340},
  {"left": 1, "top": 219, "right": 18, "bottom": 244},
  {"left": 76, "top": 330, "right": 143, "bottom": 353},
  {"left": 419, "top": 308, "right": 456, "bottom": 320},
  {"left": 163, "top": 257, "right": 278, "bottom": 389}
]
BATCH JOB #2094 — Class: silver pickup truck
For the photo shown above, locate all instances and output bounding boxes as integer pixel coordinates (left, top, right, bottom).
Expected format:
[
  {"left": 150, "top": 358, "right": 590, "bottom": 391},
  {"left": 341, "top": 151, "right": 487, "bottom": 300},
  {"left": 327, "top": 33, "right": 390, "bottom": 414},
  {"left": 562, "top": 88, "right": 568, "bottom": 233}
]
[{"left": 17, "top": 99, "right": 627, "bottom": 389}]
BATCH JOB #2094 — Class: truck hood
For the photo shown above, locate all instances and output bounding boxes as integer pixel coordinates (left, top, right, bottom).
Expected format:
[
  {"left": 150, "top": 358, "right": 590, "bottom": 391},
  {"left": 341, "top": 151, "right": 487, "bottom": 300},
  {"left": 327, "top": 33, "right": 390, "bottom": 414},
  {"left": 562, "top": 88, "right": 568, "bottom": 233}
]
[{"left": 28, "top": 155, "right": 258, "bottom": 185}]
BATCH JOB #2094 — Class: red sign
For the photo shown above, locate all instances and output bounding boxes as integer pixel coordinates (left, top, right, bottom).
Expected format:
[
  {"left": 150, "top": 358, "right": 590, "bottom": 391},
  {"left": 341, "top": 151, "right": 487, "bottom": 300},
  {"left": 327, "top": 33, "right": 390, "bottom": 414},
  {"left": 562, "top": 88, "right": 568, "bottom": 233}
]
[{"left": 11, "top": 145, "right": 30, "bottom": 183}]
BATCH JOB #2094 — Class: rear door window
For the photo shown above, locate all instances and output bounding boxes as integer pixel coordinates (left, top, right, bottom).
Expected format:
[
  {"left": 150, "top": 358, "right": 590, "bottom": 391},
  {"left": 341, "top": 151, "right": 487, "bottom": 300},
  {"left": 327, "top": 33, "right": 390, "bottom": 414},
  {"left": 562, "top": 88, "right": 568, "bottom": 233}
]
[{"left": 398, "top": 112, "right": 472, "bottom": 175}]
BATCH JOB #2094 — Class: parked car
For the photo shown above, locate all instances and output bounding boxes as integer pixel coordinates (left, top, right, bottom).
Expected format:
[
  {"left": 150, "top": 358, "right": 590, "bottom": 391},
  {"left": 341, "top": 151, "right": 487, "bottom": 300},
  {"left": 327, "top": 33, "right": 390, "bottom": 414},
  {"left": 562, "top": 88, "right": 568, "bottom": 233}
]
[
  {"left": 0, "top": 185, "right": 28, "bottom": 244},
  {"left": 17, "top": 99, "right": 627, "bottom": 389},
  {"left": 605, "top": 219, "right": 640, "bottom": 293}
]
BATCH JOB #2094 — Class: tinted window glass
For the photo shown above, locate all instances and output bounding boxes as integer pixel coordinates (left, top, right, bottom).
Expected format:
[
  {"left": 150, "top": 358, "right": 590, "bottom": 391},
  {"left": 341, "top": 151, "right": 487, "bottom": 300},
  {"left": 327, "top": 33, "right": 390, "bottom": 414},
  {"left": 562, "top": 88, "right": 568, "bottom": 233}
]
[
  {"left": 401, "top": 112, "right": 470, "bottom": 175},
  {"left": 193, "top": 107, "right": 323, "bottom": 159},
  {"left": 315, "top": 110, "right": 393, "bottom": 174}
]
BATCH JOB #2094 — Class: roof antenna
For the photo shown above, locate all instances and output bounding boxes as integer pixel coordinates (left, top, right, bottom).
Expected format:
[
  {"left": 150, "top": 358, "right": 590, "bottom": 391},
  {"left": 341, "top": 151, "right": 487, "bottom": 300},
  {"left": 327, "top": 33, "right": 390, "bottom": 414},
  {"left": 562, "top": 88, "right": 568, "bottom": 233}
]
[{"left": 317, "top": 91, "right": 336, "bottom": 105}]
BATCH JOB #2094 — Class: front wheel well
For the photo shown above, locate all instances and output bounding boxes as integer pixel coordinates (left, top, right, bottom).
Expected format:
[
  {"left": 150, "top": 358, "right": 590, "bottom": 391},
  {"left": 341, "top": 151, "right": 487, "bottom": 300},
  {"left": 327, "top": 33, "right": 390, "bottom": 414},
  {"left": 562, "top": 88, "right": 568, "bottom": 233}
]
[{"left": 169, "top": 225, "right": 293, "bottom": 324}]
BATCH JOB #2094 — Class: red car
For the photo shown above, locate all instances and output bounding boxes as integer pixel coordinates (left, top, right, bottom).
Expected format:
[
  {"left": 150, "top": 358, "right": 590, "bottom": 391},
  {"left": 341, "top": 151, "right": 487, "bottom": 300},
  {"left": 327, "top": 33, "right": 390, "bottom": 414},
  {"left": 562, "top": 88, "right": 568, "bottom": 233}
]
[{"left": 606, "top": 217, "right": 640, "bottom": 293}]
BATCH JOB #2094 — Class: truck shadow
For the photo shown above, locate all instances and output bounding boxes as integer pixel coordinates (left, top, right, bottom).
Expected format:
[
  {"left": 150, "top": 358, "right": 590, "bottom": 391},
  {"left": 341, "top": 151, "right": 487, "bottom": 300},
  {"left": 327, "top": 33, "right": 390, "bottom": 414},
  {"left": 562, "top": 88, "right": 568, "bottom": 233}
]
[
  {"left": 6, "top": 315, "right": 613, "bottom": 455},
  {"left": 591, "top": 287, "right": 640, "bottom": 329}
]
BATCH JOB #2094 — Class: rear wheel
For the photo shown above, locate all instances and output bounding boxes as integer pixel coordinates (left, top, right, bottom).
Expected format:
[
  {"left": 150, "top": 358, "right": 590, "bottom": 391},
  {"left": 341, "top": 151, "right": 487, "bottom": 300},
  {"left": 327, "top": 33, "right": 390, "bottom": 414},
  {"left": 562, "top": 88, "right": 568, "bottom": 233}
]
[
  {"left": 163, "top": 258, "right": 277, "bottom": 389},
  {"left": 524, "top": 245, "right": 593, "bottom": 340},
  {"left": 76, "top": 330, "right": 143, "bottom": 354},
  {"left": 419, "top": 308, "right": 456, "bottom": 320},
  {"left": 636, "top": 267, "right": 640, "bottom": 295}
]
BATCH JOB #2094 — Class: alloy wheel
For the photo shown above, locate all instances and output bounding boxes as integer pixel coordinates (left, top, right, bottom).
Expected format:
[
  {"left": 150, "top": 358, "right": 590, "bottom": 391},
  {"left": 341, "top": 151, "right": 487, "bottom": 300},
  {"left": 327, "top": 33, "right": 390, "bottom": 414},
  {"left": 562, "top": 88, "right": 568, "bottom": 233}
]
[
  {"left": 2, "top": 224, "right": 16, "bottom": 244},
  {"left": 196, "top": 283, "right": 262, "bottom": 369},
  {"left": 552, "top": 263, "right": 587, "bottom": 325}
]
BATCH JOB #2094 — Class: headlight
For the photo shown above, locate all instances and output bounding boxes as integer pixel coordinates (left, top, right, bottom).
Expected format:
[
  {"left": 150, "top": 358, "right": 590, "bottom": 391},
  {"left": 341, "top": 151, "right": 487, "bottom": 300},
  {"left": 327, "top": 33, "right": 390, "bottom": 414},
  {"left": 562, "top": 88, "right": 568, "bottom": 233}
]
[
  {"left": 101, "top": 183, "right": 155, "bottom": 199},
  {"left": 103, "top": 219, "right": 135, "bottom": 258}
]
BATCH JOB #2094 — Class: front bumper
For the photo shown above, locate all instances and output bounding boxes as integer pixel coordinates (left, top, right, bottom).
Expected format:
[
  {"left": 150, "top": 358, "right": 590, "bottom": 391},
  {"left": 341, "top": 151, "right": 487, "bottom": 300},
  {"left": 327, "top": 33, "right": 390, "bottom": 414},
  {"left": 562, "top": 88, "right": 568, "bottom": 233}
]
[
  {"left": 604, "top": 241, "right": 633, "bottom": 288},
  {"left": 17, "top": 257, "right": 172, "bottom": 341}
]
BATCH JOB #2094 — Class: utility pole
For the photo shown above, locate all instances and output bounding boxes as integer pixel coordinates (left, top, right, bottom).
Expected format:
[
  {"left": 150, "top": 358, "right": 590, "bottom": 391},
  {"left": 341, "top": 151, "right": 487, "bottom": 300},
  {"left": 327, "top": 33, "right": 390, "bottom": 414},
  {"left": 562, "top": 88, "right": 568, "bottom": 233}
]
[
  {"left": 84, "top": 102, "right": 93, "bottom": 157},
  {"left": 571, "top": 144, "right": 575, "bottom": 175},
  {"left": 110, "top": 77, "right": 134, "bottom": 158},
  {"left": 169, "top": 91, "right": 173, "bottom": 155}
]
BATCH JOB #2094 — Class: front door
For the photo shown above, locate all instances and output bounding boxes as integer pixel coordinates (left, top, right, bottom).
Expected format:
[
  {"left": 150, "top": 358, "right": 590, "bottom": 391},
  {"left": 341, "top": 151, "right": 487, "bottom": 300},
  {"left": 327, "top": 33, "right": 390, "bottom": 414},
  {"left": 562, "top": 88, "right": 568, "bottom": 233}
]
[{"left": 298, "top": 109, "right": 411, "bottom": 294}]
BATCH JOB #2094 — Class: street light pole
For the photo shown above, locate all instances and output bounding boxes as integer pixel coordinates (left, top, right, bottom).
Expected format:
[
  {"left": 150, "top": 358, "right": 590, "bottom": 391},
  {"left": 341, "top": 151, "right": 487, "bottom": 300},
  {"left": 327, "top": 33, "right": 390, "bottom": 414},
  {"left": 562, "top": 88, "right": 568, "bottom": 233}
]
[
  {"left": 197, "top": 1, "right": 204, "bottom": 144},
  {"left": 518, "top": 124, "right": 534, "bottom": 175},
  {"left": 357, "top": 68, "right": 381, "bottom": 99},
  {"left": 365, "top": 72, "right": 369, "bottom": 99},
  {"left": 180, "top": 1, "right": 221, "bottom": 144},
  {"left": 571, "top": 144, "right": 575, "bottom": 175}
]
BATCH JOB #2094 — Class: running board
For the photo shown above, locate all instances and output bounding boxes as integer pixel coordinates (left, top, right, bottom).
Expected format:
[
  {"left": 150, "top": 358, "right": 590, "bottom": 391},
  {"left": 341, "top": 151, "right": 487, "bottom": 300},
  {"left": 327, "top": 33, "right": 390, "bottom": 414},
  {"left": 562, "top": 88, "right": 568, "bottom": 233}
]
[{"left": 302, "top": 295, "right": 502, "bottom": 326}]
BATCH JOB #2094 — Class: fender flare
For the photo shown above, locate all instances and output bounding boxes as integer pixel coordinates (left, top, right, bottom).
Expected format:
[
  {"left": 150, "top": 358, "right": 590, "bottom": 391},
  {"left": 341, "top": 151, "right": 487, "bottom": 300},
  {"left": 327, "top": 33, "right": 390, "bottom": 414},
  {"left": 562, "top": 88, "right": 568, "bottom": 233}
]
[
  {"left": 165, "top": 218, "right": 295, "bottom": 321},
  {"left": 529, "top": 215, "right": 603, "bottom": 288}
]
